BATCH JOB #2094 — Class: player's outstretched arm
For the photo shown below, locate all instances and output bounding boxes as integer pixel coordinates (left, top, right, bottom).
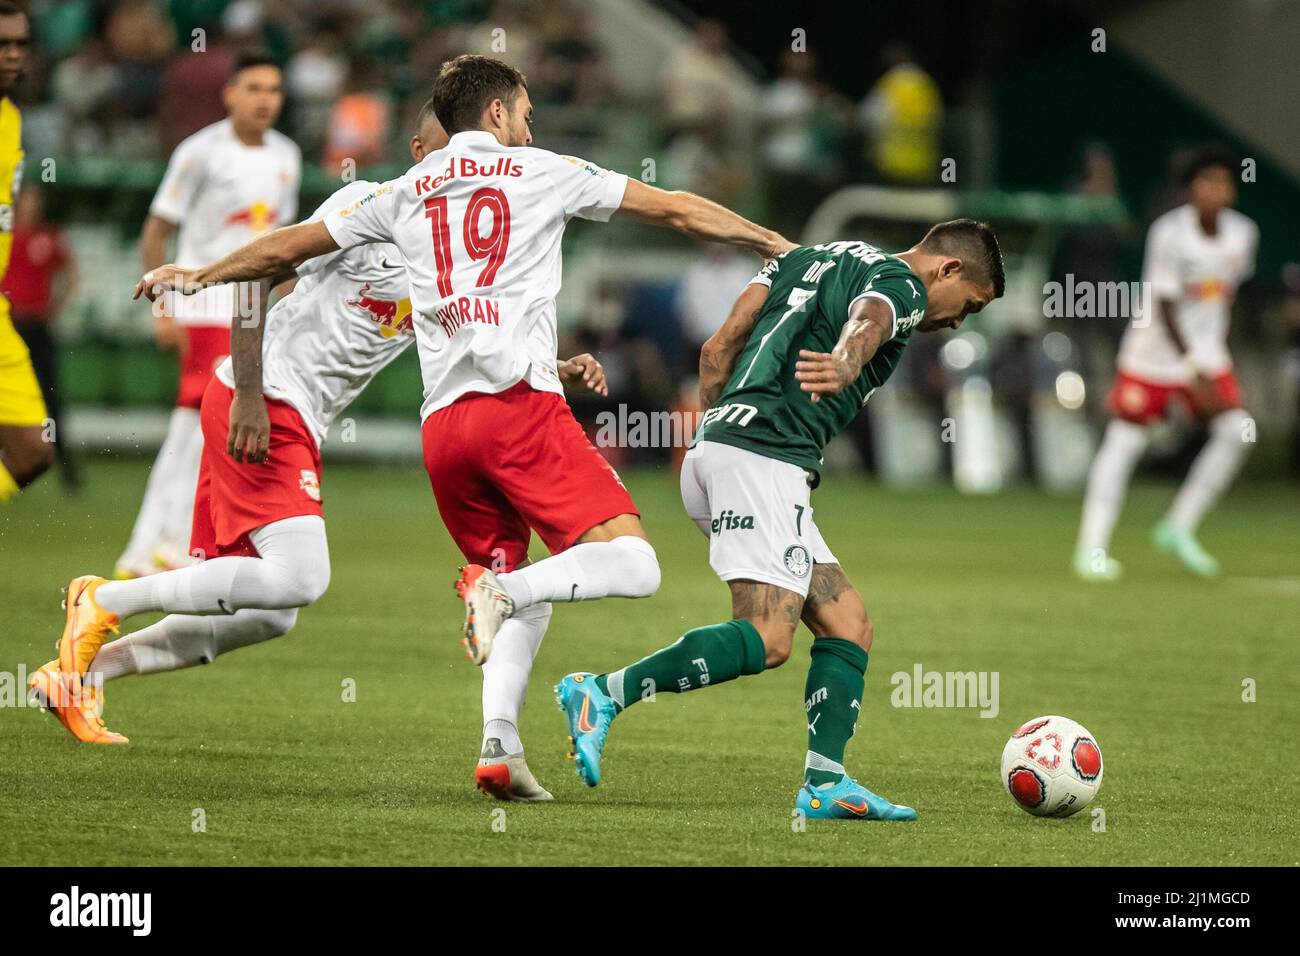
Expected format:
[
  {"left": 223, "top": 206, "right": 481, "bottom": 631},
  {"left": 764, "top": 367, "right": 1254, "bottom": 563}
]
[
  {"left": 133, "top": 221, "right": 339, "bottom": 301},
  {"left": 616, "top": 179, "right": 796, "bottom": 260},
  {"left": 794, "top": 296, "right": 894, "bottom": 404},
  {"left": 700, "top": 282, "right": 769, "bottom": 407},
  {"left": 226, "top": 276, "right": 293, "bottom": 463}
]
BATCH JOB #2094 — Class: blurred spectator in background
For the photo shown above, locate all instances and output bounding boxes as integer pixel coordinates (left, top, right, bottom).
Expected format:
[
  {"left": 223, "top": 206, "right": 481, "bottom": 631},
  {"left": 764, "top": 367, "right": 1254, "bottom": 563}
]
[
  {"left": 674, "top": 243, "right": 756, "bottom": 374},
  {"left": 2, "top": 186, "right": 79, "bottom": 489},
  {"left": 663, "top": 19, "right": 732, "bottom": 139},
  {"left": 286, "top": 25, "right": 349, "bottom": 157},
  {"left": 51, "top": 36, "right": 120, "bottom": 156},
  {"left": 758, "top": 49, "right": 850, "bottom": 237},
  {"left": 321, "top": 60, "right": 392, "bottom": 173},
  {"left": 661, "top": 19, "right": 745, "bottom": 203},
  {"left": 1050, "top": 142, "right": 1131, "bottom": 406},
  {"left": 857, "top": 43, "right": 942, "bottom": 185},
  {"left": 1283, "top": 263, "right": 1300, "bottom": 477},
  {"left": 160, "top": 42, "right": 237, "bottom": 151}
]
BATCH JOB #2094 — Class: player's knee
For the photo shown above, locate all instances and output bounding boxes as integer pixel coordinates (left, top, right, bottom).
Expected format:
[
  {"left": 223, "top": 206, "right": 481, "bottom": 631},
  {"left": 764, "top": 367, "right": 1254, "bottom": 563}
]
[
  {"left": 849, "top": 614, "right": 874, "bottom": 653},
  {"left": 258, "top": 608, "right": 299, "bottom": 640},
  {"left": 1211, "top": 407, "right": 1251, "bottom": 439},
  {"left": 5, "top": 434, "right": 54, "bottom": 485},
  {"left": 292, "top": 561, "right": 330, "bottom": 606},
  {"left": 614, "top": 535, "right": 660, "bottom": 598},
  {"left": 751, "top": 620, "right": 794, "bottom": 668}
]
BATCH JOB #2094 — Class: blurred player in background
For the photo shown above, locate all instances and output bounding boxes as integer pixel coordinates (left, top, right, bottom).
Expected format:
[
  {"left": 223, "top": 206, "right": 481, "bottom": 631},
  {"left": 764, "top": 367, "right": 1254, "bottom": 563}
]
[
  {"left": 0, "top": 3, "right": 53, "bottom": 504},
  {"left": 134, "top": 54, "right": 793, "bottom": 800},
  {"left": 31, "top": 107, "right": 445, "bottom": 745},
  {"left": 115, "top": 51, "right": 301, "bottom": 577},
  {"left": 558, "top": 222, "right": 1004, "bottom": 818},
  {"left": 6, "top": 185, "right": 79, "bottom": 490},
  {"left": 1075, "top": 147, "right": 1257, "bottom": 581}
]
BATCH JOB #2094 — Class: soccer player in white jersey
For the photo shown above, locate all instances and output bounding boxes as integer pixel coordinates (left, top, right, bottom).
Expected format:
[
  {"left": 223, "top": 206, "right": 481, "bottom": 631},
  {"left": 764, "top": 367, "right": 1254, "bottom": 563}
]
[
  {"left": 1075, "top": 147, "right": 1258, "bottom": 581},
  {"left": 133, "top": 55, "right": 793, "bottom": 797},
  {"left": 115, "top": 52, "right": 301, "bottom": 578},
  {"left": 28, "top": 110, "right": 446, "bottom": 746}
]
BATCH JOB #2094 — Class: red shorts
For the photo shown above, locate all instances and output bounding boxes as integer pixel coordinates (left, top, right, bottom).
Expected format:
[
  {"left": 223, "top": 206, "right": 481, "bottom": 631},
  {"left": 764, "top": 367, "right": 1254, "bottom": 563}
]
[
  {"left": 190, "top": 378, "right": 324, "bottom": 559},
  {"left": 422, "top": 382, "right": 638, "bottom": 571},
  {"left": 177, "top": 325, "right": 231, "bottom": 409},
  {"left": 1108, "top": 370, "right": 1242, "bottom": 424}
]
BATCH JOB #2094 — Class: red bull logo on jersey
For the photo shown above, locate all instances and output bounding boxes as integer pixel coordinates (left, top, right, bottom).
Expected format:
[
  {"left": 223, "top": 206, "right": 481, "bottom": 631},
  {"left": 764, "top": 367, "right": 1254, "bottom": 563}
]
[
  {"left": 413, "top": 157, "right": 524, "bottom": 196},
  {"left": 223, "top": 200, "right": 279, "bottom": 233},
  {"left": 1184, "top": 277, "right": 1230, "bottom": 301},
  {"left": 345, "top": 282, "right": 413, "bottom": 337}
]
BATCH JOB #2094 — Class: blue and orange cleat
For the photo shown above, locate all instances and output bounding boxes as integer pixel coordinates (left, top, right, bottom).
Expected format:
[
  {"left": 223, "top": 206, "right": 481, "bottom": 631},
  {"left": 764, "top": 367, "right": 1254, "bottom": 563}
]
[
  {"left": 796, "top": 776, "right": 917, "bottom": 821},
  {"left": 555, "top": 672, "right": 616, "bottom": 787}
]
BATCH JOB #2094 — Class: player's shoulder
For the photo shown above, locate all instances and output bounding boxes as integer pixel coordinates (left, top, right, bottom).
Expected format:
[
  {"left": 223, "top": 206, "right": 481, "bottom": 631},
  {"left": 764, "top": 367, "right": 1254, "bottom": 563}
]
[
  {"left": 1149, "top": 203, "right": 1193, "bottom": 236},
  {"left": 528, "top": 148, "right": 616, "bottom": 179},
  {"left": 1221, "top": 206, "right": 1258, "bottom": 240},
  {"left": 174, "top": 119, "right": 232, "bottom": 153},
  {"left": 311, "top": 179, "right": 381, "bottom": 221},
  {"left": 264, "top": 127, "right": 302, "bottom": 161}
]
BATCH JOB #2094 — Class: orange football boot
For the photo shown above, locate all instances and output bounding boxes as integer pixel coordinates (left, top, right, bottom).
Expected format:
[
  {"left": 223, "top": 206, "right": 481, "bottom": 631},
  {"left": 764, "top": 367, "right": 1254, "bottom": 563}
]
[
  {"left": 27, "top": 660, "right": 128, "bottom": 745},
  {"left": 57, "top": 575, "right": 120, "bottom": 687}
]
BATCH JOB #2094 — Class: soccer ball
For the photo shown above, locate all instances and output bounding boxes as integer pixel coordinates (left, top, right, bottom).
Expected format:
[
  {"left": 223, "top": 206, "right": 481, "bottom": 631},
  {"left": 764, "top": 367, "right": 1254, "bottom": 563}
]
[{"left": 1000, "top": 715, "right": 1103, "bottom": 817}]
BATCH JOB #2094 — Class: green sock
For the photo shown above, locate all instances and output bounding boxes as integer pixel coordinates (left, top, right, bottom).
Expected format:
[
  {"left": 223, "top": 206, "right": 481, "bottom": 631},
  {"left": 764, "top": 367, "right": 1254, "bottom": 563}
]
[
  {"left": 803, "top": 638, "right": 868, "bottom": 788},
  {"left": 595, "top": 619, "right": 766, "bottom": 712}
]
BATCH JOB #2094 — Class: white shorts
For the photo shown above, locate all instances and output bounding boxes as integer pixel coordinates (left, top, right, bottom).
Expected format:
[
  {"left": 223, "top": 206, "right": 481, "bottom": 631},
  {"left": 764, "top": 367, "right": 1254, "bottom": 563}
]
[{"left": 680, "top": 440, "right": 837, "bottom": 598}]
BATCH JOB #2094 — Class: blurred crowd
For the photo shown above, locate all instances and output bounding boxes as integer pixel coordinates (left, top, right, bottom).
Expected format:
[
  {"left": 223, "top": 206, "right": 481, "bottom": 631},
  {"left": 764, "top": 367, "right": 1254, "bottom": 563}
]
[
  {"left": 11, "top": 2, "right": 1300, "bottom": 481},
  {"left": 20, "top": 0, "right": 612, "bottom": 167}
]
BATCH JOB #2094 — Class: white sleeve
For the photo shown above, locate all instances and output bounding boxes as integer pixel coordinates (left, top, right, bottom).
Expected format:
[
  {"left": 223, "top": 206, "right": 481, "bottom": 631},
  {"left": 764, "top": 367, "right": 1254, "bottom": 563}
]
[
  {"left": 321, "top": 179, "right": 399, "bottom": 250},
  {"left": 1240, "top": 219, "right": 1259, "bottom": 283},
  {"left": 748, "top": 255, "right": 783, "bottom": 288},
  {"left": 1142, "top": 218, "right": 1182, "bottom": 301},
  {"left": 149, "top": 135, "right": 206, "bottom": 225},
  {"left": 544, "top": 153, "right": 629, "bottom": 222}
]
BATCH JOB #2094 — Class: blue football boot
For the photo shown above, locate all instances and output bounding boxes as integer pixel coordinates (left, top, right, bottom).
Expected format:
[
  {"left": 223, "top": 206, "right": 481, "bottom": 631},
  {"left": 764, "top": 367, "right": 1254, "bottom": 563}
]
[
  {"left": 555, "top": 672, "right": 617, "bottom": 787},
  {"left": 796, "top": 776, "right": 918, "bottom": 821}
]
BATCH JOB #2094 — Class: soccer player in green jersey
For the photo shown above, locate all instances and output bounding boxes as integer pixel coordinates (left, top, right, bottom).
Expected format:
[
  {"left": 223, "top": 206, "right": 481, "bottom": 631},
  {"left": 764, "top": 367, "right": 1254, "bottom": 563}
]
[{"left": 557, "top": 219, "right": 1004, "bottom": 819}]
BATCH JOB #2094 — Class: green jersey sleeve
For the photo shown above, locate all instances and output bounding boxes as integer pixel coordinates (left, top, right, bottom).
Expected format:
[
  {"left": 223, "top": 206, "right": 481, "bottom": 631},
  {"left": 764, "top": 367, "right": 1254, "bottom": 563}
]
[{"left": 845, "top": 264, "right": 928, "bottom": 339}]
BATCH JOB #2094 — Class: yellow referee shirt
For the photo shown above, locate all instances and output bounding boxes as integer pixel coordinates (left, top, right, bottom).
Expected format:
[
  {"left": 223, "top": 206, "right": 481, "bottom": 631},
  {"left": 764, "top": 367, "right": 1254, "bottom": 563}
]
[{"left": 0, "top": 93, "right": 47, "bottom": 427}]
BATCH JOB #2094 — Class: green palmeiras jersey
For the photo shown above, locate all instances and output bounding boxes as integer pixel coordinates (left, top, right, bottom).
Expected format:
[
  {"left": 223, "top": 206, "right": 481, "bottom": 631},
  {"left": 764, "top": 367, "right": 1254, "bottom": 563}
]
[{"left": 692, "top": 241, "right": 927, "bottom": 483}]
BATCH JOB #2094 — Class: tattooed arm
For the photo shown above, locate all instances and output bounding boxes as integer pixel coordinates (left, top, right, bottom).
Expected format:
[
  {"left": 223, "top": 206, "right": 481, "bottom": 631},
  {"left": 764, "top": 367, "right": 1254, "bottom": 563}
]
[
  {"left": 793, "top": 296, "right": 894, "bottom": 404},
  {"left": 699, "top": 282, "right": 770, "bottom": 407}
]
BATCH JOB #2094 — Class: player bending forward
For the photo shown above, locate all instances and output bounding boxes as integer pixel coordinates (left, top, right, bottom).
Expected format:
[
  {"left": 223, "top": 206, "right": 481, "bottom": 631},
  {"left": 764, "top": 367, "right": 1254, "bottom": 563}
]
[
  {"left": 133, "top": 55, "right": 793, "bottom": 799},
  {"left": 117, "top": 52, "right": 301, "bottom": 577},
  {"left": 27, "top": 108, "right": 463, "bottom": 745},
  {"left": 558, "top": 221, "right": 1004, "bottom": 820},
  {"left": 1074, "top": 147, "right": 1257, "bottom": 581}
]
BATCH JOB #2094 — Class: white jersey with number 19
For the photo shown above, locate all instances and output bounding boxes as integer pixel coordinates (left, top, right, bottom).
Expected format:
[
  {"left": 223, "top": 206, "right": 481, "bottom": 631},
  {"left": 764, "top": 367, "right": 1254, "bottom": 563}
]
[{"left": 321, "top": 129, "right": 628, "bottom": 421}]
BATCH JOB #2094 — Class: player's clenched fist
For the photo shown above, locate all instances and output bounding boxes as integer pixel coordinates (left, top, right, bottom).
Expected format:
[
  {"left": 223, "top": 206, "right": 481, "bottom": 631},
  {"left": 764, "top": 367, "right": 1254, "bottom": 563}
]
[
  {"left": 559, "top": 352, "right": 609, "bottom": 397},
  {"left": 133, "top": 263, "right": 193, "bottom": 302},
  {"left": 794, "top": 349, "right": 853, "bottom": 403}
]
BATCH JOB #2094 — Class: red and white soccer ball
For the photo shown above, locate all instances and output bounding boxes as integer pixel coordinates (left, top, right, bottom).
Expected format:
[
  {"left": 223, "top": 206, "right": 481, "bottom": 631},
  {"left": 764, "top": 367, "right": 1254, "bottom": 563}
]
[{"left": 1000, "top": 715, "right": 1103, "bottom": 817}]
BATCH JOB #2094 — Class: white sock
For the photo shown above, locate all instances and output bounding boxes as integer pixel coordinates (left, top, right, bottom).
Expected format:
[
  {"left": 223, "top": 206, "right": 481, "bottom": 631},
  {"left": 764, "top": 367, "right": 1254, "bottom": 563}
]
[
  {"left": 88, "top": 608, "right": 298, "bottom": 682},
  {"left": 481, "top": 602, "right": 552, "bottom": 755},
  {"left": 1168, "top": 409, "right": 1252, "bottom": 533},
  {"left": 497, "top": 536, "right": 660, "bottom": 609},
  {"left": 97, "top": 515, "right": 331, "bottom": 619},
  {"left": 118, "top": 407, "right": 201, "bottom": 566},
  {"left": 1077, "top": 418, "right": 1149, "bottom": 554},
  {"left": 158, "top": 415, "right": 205, "bottom": 559}
]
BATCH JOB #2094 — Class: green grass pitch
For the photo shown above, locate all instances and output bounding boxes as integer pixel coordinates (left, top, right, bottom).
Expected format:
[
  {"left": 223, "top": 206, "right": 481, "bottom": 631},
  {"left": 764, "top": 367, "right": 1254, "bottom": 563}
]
[{"left": 1, "top": 459, "right": 1297, "bottom": 866}]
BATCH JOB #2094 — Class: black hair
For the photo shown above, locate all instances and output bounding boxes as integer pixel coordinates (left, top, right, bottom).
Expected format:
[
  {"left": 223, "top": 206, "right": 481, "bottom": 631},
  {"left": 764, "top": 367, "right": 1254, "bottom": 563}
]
[
  {"left": 231, "top": 50, "right": 281, "bottom": 81},
  {"left": 431, "top": 55, "right": 527, "bottom": 135},
  {"left": 918, "top": 218, "right": 1005, "bottom": 298},
  {"left": 1179, "top": 144, "right": 1237, "bottom": 187}
]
